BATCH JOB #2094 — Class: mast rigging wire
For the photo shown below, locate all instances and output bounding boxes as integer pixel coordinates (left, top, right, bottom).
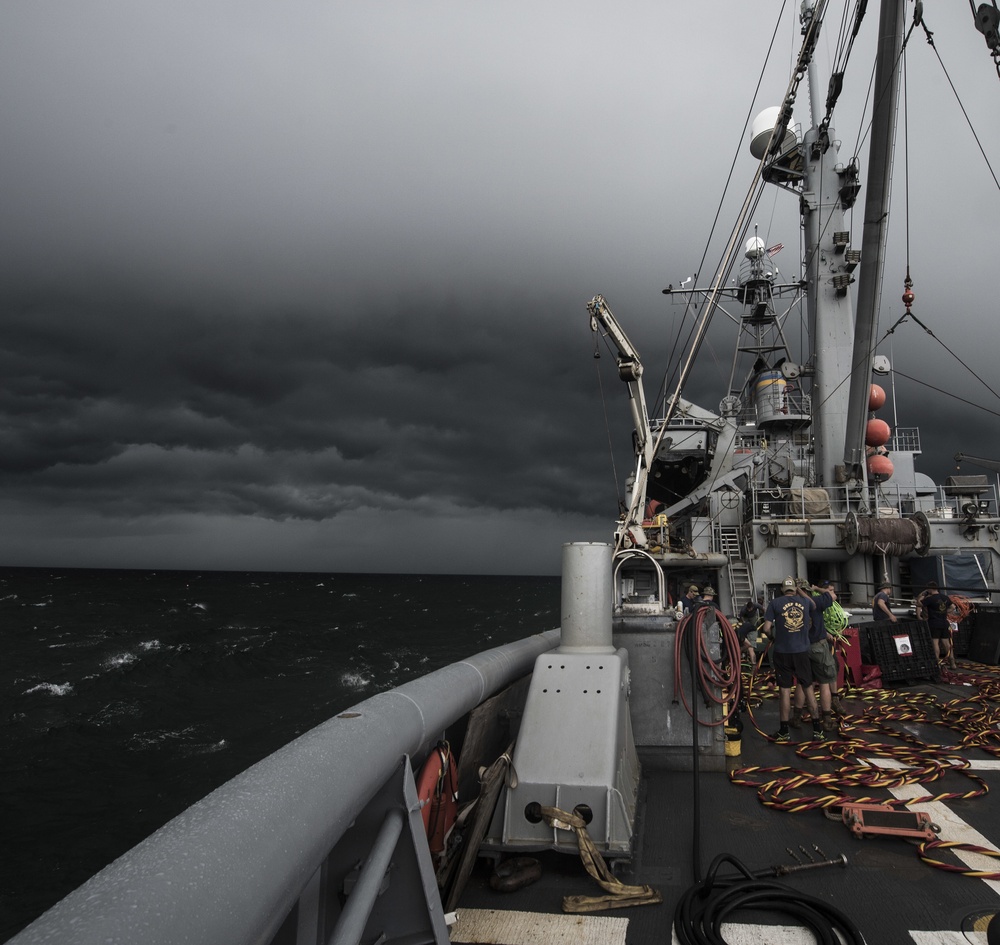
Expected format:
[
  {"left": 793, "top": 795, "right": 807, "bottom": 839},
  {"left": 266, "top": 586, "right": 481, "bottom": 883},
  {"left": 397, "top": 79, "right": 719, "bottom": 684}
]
[
  {"left": 592, "top": 339, "right": 624, "bottom": 512},
  {"left": 805, "top": 10, "right": 1000, "bottom": 417},
  {"left": 919, "top": 8, "right": 1000, "bottom": 189},
  {"left": 653, "top": 1, "right": 793, "bottom": 418},
  {"left": 891, "top": 370, "right": 1000, "bottom": 421}
]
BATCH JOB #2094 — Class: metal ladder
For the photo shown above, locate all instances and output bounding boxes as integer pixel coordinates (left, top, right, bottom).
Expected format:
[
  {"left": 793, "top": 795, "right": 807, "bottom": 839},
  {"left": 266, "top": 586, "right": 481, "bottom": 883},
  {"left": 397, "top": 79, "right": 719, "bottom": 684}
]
[{"left": 719, "top": 526, "right": 754, "bottom": 613}]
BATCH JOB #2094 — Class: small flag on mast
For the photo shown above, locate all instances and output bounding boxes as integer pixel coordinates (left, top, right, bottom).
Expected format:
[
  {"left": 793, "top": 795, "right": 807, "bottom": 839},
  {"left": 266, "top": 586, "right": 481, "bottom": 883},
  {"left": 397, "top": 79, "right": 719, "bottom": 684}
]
[{"left": 765, "top": 243, "right": 783, "bottom": 256}]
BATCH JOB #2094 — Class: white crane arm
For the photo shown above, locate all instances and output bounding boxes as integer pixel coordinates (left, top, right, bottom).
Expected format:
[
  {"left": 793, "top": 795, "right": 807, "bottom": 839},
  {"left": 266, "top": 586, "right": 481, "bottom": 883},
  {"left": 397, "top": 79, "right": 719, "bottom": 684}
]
[{"left": 587, "top": 294, "right": 654, "bottom": 470}]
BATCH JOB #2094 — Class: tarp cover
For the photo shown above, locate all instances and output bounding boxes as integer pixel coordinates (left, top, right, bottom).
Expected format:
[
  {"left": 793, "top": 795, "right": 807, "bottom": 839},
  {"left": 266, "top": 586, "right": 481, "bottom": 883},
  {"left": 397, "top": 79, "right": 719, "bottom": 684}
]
[
  {"left": 788, "top": 488, "right": 831, "bottom": 516},
  {"left": 907, "top": 554, "right": 992, "bottom": 596}
]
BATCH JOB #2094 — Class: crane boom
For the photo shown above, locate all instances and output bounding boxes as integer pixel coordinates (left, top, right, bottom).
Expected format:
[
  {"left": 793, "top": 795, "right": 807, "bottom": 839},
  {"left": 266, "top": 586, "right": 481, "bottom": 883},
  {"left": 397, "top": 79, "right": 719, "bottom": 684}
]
[
  {"left": 954, "top": 452, "right": 1000, "bottom": 473},
  {"left": 587, "top": 295, "right": 654, "bottom": 471},
  {"left": 588, "top": 295, "right": 657, "bottom": 544}
]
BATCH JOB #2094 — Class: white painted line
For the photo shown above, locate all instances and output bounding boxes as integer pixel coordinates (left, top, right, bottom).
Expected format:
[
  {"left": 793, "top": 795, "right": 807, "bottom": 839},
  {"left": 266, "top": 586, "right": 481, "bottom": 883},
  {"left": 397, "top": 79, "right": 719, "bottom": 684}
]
[
  {"left": 671, "top": 926, "right": 823, "bottom": 944},
  {"left": 910, "top": 930, "right": 986, "bottom": 944},
  {"left": 965, "top": 759, "right": 1000, "bottom": 771}
]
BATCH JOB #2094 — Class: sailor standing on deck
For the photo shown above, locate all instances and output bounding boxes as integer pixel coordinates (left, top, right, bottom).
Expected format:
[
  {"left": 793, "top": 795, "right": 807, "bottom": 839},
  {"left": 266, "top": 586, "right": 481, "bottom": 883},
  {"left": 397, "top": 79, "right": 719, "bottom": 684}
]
[
  {"left": 916, "top": 581, "right": 957, "bottom": 668},
  {"left": 872, "top": 581, "right": 896, "bottom": 622},
  {"left": 762, "top": 578, "right": 824, "bottom": 743},
  {"left": 792, "top": 580, "right": 839, "bottom": 732}
]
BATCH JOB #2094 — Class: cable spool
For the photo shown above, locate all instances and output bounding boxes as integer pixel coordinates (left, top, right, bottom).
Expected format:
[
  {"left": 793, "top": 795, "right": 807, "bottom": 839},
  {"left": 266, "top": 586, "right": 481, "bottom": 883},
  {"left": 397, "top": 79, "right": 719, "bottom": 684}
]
[{"left": 843, "top": 512, "right": 927, "bottom": 556}]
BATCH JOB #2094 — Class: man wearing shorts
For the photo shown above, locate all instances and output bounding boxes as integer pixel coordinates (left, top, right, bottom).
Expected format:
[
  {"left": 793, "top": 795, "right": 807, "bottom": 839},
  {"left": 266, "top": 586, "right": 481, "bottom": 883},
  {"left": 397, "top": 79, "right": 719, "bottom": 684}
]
[
  {"left": 793, "top": 579, "right": 840, "bottom": 732},
  {"left": 917, "top": 581, "right": 956, "bottom": 668},
  {"left": 763, "top": 577, "right": 823, "bottom": 743}
]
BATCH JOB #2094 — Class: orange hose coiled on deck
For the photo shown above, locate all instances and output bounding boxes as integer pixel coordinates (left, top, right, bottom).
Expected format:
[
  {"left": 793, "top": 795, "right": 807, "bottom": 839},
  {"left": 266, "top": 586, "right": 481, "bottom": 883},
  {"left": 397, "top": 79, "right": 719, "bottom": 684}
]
[{"left": 949, "top": 594, "right": 973, "bottom": 622}]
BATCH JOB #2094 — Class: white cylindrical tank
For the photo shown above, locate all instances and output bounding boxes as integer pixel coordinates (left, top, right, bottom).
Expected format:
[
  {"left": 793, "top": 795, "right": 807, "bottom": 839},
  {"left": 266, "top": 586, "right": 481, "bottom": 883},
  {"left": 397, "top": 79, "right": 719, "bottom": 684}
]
[
  {"left": 754, "top": 369, "right": 788, "bottom": 426},
  {"left": 559, "top": 542, "right": 614, "bottom": 651}
]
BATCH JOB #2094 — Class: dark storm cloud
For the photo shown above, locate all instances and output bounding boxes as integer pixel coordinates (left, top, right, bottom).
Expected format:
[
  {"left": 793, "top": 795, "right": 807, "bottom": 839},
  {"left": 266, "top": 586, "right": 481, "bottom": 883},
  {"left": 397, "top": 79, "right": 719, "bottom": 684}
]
[
  {"left": 0, "top": 281, "right": 619, "bottom": 529},
  {"left": 0, "top": 2, "right": 997, "bottom": 572}
]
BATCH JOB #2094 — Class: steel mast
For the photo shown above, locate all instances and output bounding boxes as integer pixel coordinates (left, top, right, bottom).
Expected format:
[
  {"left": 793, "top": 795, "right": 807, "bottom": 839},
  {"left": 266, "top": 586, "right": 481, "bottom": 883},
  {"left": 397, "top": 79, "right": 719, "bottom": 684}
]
[
  {"left": 799, "top": 0, "right": 862, "bottom": 495},
  {"left": 843, "top": 0, "right": 906, "bottom": 479}
]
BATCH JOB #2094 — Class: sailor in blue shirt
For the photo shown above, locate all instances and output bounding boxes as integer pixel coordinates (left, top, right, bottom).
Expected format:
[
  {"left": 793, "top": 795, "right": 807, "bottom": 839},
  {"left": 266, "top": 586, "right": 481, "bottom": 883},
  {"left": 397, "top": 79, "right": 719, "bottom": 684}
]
[
  {"left": 916, "top": 581, "right": 956, "bottom": 667},
  {"left": 763, "top": 577, "right": 823, "bottom": 743},
  {"left": 680, "top": 584, "right": 700, "bottom": 614},
  {"left": 792, "top": 579, "right": 840, "bottom": 731},
  {"left": 872, "top": 581, "right": 896, "bottom": 622}
]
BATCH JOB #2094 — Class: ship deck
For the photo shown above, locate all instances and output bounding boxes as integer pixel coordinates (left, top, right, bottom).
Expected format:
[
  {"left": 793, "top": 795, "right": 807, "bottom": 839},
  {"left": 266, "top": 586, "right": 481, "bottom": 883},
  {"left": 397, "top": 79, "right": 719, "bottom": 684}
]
[{"left": 452, "top": 664, "right": 1000, "bottom": 945}]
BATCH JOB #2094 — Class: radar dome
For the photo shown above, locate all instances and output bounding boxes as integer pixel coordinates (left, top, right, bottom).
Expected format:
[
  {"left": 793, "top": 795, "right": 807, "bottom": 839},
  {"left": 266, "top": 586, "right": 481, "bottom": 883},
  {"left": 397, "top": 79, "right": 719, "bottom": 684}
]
[
  {"left": 745, "top": 237, "right": 765, "bottom": 259},
  {"left": 750, "top": 107, "right": 798, "bottom": 160}
]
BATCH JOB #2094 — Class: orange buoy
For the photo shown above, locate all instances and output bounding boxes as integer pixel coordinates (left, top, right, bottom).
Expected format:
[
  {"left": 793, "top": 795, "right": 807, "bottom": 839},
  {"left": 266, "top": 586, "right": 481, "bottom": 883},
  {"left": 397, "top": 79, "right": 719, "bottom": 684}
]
[
  {"left": 416, "top": 742, "right": 459, "bottom": 858},
  {"left": 869, "top": 384, "right": 886, "bottom": 411},
  {"left": 867, "top": 454, "right": 894, "bottom": 481},
  {"left": 866, "top": 418, "right": 891, "bottom": 447}
]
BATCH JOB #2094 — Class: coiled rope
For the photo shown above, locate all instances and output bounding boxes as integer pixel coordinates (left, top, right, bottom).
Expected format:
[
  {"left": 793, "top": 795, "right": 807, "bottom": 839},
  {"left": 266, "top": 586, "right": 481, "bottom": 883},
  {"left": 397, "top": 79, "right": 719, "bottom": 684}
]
[
  {"left": 850, "top": 516, "right": 923, "bottom": 556},
  {"left": 732, "top": 661, "right": 1000, "bottom": 879},
  {"left": 950, "top": 594, "right": 974, "bottom": 623}
]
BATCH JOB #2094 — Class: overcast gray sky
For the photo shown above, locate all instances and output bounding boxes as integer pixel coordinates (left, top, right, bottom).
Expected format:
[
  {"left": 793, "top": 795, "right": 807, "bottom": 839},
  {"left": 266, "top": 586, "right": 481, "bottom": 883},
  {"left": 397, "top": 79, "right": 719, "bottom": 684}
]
[{"left": 1, "top": 2, "right": 998, "bottom": 575}]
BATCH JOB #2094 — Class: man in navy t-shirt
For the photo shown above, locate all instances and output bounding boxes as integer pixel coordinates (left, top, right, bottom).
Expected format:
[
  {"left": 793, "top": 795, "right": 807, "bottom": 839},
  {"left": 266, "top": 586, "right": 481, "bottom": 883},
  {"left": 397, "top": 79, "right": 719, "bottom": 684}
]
[
  {"left": 917, "top": 581, "right": 956, "bottom": 667},
  {"left": 872, "top": 581, "right": 895, "bottom": 622},
  {"left": 680, "top": 584, "right": 700, "bottom": 614},
  {"left": 763, "top": 578, "right": 823, "bottom": 743},
  {"left": 793, "top": 579, "right": 840, "bottom": 731}
]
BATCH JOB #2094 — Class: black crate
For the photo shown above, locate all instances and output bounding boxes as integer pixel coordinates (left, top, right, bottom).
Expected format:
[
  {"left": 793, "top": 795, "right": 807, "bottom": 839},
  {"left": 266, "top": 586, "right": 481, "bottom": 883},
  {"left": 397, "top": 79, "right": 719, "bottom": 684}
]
[
  {"left": 859, "top": 619, "right": 940, "bottom": 683},
  {"left": 953, "top": 609, "right": 974, "bottom": 658},
  {"left": 968, "top": 609, "right": 1000, "bottom": 665}
]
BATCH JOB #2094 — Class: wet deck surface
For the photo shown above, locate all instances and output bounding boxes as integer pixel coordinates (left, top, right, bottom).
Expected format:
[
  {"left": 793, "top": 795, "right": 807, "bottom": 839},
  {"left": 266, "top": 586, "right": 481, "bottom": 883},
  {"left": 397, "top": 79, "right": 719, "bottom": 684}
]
[{"left": 456, "top": 663, "right": 1000, "bottom": 944}]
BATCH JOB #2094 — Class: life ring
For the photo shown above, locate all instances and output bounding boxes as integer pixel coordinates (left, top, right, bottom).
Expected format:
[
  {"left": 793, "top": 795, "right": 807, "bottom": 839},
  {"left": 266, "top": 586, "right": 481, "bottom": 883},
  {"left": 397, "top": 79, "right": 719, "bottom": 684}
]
[{"left": 416, "top": 741, "right": 459, "bottom": 857}]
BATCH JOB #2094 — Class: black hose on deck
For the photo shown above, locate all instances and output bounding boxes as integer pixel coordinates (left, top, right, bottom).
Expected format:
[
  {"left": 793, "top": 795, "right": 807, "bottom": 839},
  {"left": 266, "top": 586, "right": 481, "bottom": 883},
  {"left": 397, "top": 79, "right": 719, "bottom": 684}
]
[{"left": 673, "top": 853, "right": 867, "bottom": 945}]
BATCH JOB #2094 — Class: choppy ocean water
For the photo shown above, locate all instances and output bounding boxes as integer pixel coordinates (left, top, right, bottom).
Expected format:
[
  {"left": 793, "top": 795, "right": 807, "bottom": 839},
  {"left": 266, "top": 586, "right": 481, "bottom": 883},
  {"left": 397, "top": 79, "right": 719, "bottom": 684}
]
[{"left": 0, "top": 567, "right": 560, "bottom": 939}]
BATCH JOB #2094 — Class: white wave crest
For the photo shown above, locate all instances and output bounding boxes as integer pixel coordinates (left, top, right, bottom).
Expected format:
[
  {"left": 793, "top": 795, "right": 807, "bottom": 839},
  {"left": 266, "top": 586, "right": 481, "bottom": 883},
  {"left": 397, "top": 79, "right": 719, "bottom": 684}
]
[
  {"left": 340, "top": 671, "right": 371, "bottom": 691},
  {"left": 103, "top": 652, "right": 138, "bottom": 670},
  {"left": 24, "top": 681, "right": 74, "bottom": 697}
]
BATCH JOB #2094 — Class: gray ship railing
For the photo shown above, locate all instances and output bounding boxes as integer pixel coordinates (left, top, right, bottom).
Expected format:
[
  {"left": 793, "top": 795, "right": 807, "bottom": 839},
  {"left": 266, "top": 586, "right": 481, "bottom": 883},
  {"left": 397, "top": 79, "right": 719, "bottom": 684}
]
[
  {"left": 8, "top": 629, "right": 560, "bottom": 945},
  {"left": 748, "top": 480, "right": 1000, "bottom": 521},
  {"left": 888, "top": 427, "right": 920, "bottom": 453}
]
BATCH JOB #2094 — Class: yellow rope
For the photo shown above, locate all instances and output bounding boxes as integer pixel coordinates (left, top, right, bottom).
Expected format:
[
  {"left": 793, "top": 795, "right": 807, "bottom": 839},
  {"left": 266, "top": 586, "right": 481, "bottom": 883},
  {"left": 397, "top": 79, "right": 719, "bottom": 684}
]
[
  {"left": 732, "top": 661, "right": 999, "bottom": 870},
  {"left": 536, "top": 805, "right": 662, "bottom": 912},
  {"left": 917, "top": 840, "right": 1000, "bottom": 879}
]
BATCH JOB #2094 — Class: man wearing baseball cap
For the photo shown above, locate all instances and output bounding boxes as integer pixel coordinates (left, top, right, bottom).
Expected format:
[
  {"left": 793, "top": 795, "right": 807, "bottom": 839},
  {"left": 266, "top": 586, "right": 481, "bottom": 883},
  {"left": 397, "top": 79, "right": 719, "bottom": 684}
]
[
  {"left": 680, "top": 584, "right": 700, "bottom": 615},
  {"left": 762, "top": 577, "right": 823, "bottom": 743},
  {"left": 872, "top": 581, "right": 896, "bottom": 623}
]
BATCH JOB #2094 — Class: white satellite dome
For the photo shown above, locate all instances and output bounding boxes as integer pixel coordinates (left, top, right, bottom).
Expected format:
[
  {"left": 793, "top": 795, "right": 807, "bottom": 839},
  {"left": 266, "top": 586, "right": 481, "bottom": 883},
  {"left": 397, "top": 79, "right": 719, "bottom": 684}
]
[{"left": 745, "top": 237, "right": 766, "bottom": 259}]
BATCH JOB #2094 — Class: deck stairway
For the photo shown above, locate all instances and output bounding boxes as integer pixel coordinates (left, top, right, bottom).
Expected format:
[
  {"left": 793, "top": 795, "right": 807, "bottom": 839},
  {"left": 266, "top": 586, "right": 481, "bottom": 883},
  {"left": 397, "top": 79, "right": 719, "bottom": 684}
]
[{"left": 719, "top": 526, "right": 754, "bottom": 613}]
